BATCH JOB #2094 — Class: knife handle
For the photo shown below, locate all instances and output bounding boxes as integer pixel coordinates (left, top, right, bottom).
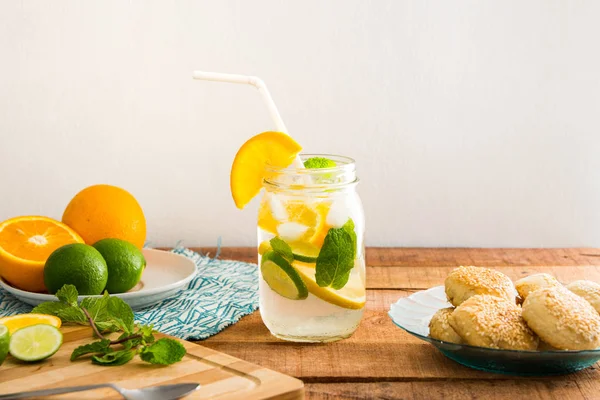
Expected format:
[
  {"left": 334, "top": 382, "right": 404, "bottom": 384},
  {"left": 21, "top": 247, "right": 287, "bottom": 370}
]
[{"left": 0, "top": 383, "right": 120, "bottom": 399}]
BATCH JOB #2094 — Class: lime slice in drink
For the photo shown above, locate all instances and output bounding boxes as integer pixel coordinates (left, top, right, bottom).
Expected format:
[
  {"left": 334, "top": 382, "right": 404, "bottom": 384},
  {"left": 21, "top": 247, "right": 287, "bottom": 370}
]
[
  {"left": 258, "top": 240, "right": 320, "bottom": 263},
  {"left": 290, "top": 242, "right": 320, "bottom": 263},
  {"left": 261, "top": 251, "right": 308, "bottom": 300},
  {"left": 9, "top": 324, "right": 63, "bottom": 362},
  {"left": 0, "top": 325, "right": 9, "bottom": 365}
]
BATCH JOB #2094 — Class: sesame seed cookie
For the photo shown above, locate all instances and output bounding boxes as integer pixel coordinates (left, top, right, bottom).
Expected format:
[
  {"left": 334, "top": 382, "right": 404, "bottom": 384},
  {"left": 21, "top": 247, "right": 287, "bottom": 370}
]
[
  {"left": 522, "top": 287, "right": 600, "bottom": 350},
  {"left": 429, "top": 308, "right": 463, "bottom": 344},
  {"left": 445, "top": 266, "right": 517, "bottom": 307},
  {"left": 515, "top": 273, "right": 561, "bottom": 300},
  {"left": 567, "top": 280, "right": 600, "bottom": 315},
  {"left": 449, "top": 294, "right": 538, "bottom": 350}
]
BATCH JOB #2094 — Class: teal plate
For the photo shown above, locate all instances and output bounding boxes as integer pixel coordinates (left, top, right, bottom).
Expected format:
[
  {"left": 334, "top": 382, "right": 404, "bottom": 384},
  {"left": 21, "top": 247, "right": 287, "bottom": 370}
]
[{"left": 388, "top": 286, "right": 600, "bottom": 376}]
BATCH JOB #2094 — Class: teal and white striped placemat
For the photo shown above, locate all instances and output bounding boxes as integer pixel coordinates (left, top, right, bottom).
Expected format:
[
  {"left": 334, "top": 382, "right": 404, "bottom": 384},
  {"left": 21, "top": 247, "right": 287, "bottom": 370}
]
[{"left": 0, "top": 248, "right": 259, "bottom": 340}]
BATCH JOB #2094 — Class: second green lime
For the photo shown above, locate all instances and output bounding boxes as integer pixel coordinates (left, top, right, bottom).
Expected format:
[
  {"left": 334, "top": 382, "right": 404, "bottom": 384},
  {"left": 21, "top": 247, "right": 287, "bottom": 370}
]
[{"left": 93, "top": 238, "right": 146, "bottom": 294}]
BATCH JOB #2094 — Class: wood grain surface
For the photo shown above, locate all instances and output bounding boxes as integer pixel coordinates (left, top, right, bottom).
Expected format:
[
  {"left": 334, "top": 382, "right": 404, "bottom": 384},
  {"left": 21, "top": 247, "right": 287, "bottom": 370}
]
[
  {"left": 0, "top": 326, "right": 304, "bottom": 399},
  {"left": 193, "top": 247, "right": 600, "bottom": 400}
]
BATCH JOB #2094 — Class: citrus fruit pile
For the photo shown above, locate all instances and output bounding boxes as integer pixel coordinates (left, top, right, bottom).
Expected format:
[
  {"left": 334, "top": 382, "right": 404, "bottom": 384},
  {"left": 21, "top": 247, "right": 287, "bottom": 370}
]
[{"left": 0, "top": 184, "right": 146, "bottom": 294}]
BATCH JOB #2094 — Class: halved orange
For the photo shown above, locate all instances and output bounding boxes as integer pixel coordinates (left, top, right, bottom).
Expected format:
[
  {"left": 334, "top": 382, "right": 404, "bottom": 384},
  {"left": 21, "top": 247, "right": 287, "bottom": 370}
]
[
  {"left": 0, "top": 313, "right": 62, "bottom": 334},
  {"left": 230, "top": 131, "right": 302, "bottom": 209},
  {"left": 0, "top": 216, "right": 84, "bottom": 292}
]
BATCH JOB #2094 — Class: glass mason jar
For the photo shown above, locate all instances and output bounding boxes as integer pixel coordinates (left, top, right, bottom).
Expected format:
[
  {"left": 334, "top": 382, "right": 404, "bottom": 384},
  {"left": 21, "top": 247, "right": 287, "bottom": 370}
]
[{"left": 257, "top": 154, "right": 365, "bottom": 342}]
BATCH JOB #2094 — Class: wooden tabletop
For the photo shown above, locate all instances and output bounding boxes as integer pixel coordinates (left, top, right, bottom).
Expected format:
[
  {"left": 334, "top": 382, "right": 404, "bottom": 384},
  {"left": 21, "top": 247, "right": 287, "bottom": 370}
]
[{"left": 191, "top": 247, "right": 600, "bottom": 400}]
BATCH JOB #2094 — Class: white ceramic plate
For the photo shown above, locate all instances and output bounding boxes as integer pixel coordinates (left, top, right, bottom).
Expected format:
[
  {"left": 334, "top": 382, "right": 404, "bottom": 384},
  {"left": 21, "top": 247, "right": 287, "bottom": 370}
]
[{"left": 0, "top": 249, "right": 197, "bottom": 311}]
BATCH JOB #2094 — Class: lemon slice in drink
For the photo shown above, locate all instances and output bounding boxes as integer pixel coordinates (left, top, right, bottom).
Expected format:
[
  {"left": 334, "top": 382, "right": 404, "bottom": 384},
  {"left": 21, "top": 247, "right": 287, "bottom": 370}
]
[
  {"left": 258, "top": 240, "right": 272, "bottom": 256},
  {"left": 231, "top": 131, "right": 302, "bottom": 209},
  {"left": 261, "top": 251, "right": 308, "bottom": 300},
  {"left": 0, "top": 325, "right": 9, "bottom": 365},
  {"left": 9, "top": 324, "right": 62, "bottom": 362},
  {"left": 293, "top": 261, "right": 366, "bottom": 310}
]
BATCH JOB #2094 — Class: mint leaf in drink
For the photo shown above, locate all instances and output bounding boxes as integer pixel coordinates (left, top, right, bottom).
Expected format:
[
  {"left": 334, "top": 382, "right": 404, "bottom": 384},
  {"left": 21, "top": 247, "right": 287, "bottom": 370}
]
[
  {"left": 304, "top": 157, "right": 336, "bottom": 169},
  {"left": 315, "top": 219, "right": 356, "bottom": 289},
  {"left": 92, "top": 349, "right": 136, "bottom": 366},
  {"left": 270, "top": 237, "right": 294, "bottom": 263},
  {"left": 342, "top": 219, "right": 357, "bottom": 260},
  {"left": 140, "top": 338, "right": 186, "bottom": 365},
  {"left": 55, "top": 284, "right": 79, "bottom": 306},
  {"left": 71, "top": 339, "right": 111, "bottom": 360}
]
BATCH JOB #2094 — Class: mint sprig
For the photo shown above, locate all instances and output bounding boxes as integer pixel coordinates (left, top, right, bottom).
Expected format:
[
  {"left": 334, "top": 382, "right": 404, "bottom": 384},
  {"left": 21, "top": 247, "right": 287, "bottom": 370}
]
[
  {"left": 92, "top": 349, "right": 136, "bottom": 366},
  {"left": 70, "top": 339, "right": 111, "bottom": 361},
  {"left": 32, "top": 284, "right": 185, "bottom": 366},
  {"left": 140, "top": 338, "right": 187, "bottom": 365},
  {"left": 315, "top": 219, "right": 357, "bottom": 289}
]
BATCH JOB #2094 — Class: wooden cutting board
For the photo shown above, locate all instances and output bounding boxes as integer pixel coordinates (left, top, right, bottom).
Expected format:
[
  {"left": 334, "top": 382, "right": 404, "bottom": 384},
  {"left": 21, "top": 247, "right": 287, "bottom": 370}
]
[{"left": 0, "top": 326, "right": 304, "bottom": 399}]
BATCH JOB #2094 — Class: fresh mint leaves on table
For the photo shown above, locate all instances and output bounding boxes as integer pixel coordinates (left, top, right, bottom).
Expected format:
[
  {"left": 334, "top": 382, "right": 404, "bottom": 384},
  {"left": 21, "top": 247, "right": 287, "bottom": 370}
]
[
  {"left": 31, "top": 284, "right": 185, "bottom": 366},
  {"left": 315, "top": 218, "right": 357, "bottom": 290}
]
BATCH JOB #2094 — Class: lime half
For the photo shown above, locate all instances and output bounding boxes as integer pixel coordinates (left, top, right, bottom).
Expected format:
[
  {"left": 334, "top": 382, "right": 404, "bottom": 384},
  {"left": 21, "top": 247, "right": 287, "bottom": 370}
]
[
  {"left": 290, "top": 242, "right": 320, "bottom": 263},
  {"left": 9, "top": 324, "right": 62, "bottom": 362},
  {"left": 261, "top": 251, "right": 308, "bottom": 300},
  {"left": 0, "top": 325, "right": 9, "bottom": 365}
]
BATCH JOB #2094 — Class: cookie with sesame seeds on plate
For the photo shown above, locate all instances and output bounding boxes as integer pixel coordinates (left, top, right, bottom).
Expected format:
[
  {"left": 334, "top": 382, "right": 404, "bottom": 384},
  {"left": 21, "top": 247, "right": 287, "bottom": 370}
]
[
  {"left": 515, "top": 273, "right": 562, "bottom": 301},
  {"left": 445, "top": 266, "right": 518, "bottom": 307},
  {"left": 429, "top": 307, "right": 463, "bottom": 344},
  {"left": 566, "top": 280, "right": 600, "bottom": 314},
  {"left": 449, "top": 294, "right": 539, "bottom": 350},
  {"left": 522, "top": 287, "right": 600, "bottom": 350}
]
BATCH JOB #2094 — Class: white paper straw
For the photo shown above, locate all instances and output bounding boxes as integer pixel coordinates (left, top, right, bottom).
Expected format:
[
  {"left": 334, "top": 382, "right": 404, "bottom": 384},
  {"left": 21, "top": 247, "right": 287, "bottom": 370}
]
[{"left": 192, "top": 71, "right": 305, "bottom": 170}]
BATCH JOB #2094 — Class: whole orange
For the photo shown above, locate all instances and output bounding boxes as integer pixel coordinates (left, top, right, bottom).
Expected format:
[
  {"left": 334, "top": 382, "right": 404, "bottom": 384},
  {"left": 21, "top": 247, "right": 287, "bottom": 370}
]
[{"left": 62, "top": 185, "right": 146, "bottom": 249}]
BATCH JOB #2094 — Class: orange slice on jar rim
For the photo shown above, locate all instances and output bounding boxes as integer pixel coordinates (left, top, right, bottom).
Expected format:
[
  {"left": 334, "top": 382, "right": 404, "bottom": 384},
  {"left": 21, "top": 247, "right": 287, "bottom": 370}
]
[{"left": 230, "top": 131, "right": 302, "bottom": 209}]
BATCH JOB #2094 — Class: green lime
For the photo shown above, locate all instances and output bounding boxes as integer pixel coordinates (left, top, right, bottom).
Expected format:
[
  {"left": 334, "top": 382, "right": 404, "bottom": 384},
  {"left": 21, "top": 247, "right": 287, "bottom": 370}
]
[
  {"left": 44, "top": 243, "right": 108, "bottom": 295},
  {"left": 290, "top": 242, "right": 320, "bottom": 263},
  {"left": 93, "top": 238, "right": 146, "bottom": 294},
  {"left": 303, "top": 157, "right": 336, "bottom": 169},
  {"left": 0, "top": 325, "right": 9, "bottom": 365},
  {"left": 9, "top": 324, "right": 62, "bottom": 362},
  {"left": 261, "top": 250, "right": 308, "bottom": 300}
]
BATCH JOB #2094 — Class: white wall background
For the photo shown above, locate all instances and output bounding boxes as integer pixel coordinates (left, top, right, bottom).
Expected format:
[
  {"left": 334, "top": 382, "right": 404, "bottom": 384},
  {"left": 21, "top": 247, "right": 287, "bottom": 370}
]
[{"left": 1, "top": 1, "right": 599, "bottom": 248}]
